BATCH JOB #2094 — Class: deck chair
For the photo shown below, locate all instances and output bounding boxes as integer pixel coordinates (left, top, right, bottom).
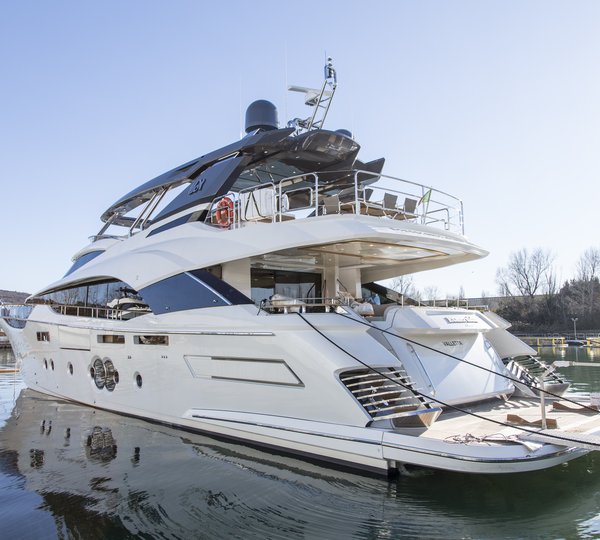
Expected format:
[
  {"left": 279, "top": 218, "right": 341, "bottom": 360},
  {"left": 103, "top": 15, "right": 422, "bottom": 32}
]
[
  {"left": 382, "top": 193, "right": 398, "bottom": 209},
  {"left": 286, "top": 188, "right": 312, "bottom": 209},
  {"left": 382, "top": 193, "right": 398, "bottom": 217},
  {"left": 404, "top": 197, "right": 417, "bottom": 214},
  {"left": 322, "top": 195, "right": 340, "bottom": 215},
  {"left": 397, "top": 197, "right": 418, "bottom": 220}
]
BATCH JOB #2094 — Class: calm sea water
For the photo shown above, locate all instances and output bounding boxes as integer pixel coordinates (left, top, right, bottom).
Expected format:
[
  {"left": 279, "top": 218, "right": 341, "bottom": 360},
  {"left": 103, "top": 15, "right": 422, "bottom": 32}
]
[{"left": 2, "top": 347, "right": 600, "bottom": 539}]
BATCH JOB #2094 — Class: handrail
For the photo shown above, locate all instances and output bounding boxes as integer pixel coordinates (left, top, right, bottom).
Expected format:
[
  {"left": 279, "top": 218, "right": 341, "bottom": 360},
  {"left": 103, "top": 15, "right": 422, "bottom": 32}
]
[
  {"left": 239, "top": 182, "right": 277, "bottom": 223},
  {"left": 49, "top": 303, "right": 150, "bottom": 320},
  {"left": 351, "top": 170, "right": 463, "bottom": 233},
  {"left": 261, "top": 295, "right": 351, "bottom": 314},
  {"left": 204, "top": 168, "right": 464, "bottom": 235}
]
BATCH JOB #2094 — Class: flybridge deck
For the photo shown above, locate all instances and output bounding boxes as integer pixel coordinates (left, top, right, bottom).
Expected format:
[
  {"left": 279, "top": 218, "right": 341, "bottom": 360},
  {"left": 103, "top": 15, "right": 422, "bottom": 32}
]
[
  {"left": 94, "top": 61, "right": 464, "bottom": 242},
  {"left": 98, "top": 165, "right": 465, "bottom": 241}
]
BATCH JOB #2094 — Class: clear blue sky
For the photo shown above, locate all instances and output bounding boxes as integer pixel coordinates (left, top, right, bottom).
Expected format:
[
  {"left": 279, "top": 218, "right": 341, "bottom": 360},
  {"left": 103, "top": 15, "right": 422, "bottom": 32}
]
[{"left": 1, "top": 1, "right": 599, "bottom": 297}]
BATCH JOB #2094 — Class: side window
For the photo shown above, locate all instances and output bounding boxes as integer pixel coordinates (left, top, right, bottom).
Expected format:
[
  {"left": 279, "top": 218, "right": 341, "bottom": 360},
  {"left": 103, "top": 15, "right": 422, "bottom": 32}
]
[
  {"left": 51, "top": 286, "right": 87, "bottom": 306},
  {"left": 64, "top": 250, "right": 104, "bottom": 277},
  {"left": 139, "top": 269, "right": 252, "bottom": 314},
  {"left": 29, "top": 279, "right": 150, "bottom": 318},
  {"left": 87, "top": 282, "right": 109, "bottom": 307},
  {"left": 106, "top": 282, "right": 124, "bottom": 304}
]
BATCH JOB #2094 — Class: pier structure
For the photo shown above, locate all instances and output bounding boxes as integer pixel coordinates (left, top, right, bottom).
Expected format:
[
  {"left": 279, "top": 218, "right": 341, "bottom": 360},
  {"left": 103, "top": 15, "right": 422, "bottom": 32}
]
[
  {"left": 519, "top": 335, "right": 600, "bottom": 348},
  {"left": 520, "top": 336, "right": 567, "bottom": 348}
]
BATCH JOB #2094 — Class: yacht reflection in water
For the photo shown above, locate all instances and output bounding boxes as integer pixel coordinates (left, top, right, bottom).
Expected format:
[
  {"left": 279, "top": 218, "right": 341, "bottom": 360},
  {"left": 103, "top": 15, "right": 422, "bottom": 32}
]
[{"left": 3, "top": 389, "right": 600, "bottom": 540}]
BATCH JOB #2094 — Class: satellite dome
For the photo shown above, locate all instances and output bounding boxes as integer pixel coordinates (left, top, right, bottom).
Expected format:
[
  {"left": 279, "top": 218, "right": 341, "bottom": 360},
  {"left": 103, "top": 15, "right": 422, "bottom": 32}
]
[{"left": 245, "top": 100, "right": 279, "bottom": 133}]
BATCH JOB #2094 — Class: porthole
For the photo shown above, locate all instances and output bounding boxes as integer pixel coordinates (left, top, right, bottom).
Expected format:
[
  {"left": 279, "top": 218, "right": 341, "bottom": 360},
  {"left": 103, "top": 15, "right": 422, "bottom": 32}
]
[
  {"left": 93, "top": 358, "right": 106, "bottom": 389},
  {"left": 43, "top": 359, "right": 48, "bottom": 370},
  {"left": 135, "top": 373, "right": 143, "bottom": 388},
  {"left": 68, "top": 363, "right": 73, "bottom": 375},
  {"left": 50, "top": 360, "right": 55, "bottom": 371},
  {"left": 90, "top": 357, "right": 120, "bottom": 391},
  {"left": 104, "top": 359, "right": 116, "bottom": 392}
]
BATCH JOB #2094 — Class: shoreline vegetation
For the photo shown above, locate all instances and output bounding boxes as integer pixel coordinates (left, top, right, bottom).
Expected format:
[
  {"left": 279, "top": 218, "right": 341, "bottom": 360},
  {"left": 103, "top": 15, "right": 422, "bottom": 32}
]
[{"left": 394, "top": 247, "right": 600, "bottom": 335}]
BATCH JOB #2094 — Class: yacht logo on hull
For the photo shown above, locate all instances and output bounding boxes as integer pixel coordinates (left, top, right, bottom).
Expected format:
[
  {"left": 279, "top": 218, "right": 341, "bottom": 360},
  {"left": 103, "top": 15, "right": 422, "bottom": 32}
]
[
  {"left": 188, "top": 178, "right": 206, "bottom": 195},
  {"left": 443, "top": 340, "right": 463, "bottom": 347}
]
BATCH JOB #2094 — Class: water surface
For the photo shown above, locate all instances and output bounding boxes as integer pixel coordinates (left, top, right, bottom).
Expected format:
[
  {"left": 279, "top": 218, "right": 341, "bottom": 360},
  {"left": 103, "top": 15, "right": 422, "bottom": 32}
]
[{"left": 2, "top": 347, "right": 600, "bottom": 539}]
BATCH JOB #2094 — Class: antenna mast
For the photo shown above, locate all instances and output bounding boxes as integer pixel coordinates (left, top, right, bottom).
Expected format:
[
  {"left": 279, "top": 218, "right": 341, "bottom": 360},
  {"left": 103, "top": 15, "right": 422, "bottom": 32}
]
[{"left": 287, "top": 57, "right": 338, "bottom": 134}]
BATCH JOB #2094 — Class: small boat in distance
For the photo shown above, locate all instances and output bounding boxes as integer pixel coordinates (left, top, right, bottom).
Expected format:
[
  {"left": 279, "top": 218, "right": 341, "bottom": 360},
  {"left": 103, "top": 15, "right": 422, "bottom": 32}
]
[{"left": 2, "top": 60, "right": 600, "bottom": 475}]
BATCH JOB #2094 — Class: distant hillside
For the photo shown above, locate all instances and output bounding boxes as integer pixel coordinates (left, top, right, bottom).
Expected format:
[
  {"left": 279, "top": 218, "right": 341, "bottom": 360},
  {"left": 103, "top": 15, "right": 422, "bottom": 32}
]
[{"left": 0, "top": 289, "right": 30, "bottom": 304}]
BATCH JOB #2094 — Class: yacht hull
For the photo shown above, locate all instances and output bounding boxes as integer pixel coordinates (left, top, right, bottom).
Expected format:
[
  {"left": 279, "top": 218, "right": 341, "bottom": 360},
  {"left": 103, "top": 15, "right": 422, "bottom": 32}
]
[{"left": 5, "top": 305, "right": 598, "bottom": 476}]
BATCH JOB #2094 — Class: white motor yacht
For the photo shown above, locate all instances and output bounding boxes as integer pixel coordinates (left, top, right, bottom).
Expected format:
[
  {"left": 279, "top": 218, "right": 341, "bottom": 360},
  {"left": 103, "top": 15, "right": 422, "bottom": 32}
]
[{"left": 2, "top": 61, "right": 600, "bottom": 475}]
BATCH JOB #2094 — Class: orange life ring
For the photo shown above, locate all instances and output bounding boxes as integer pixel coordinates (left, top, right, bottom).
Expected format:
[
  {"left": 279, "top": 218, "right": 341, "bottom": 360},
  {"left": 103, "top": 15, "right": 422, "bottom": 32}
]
[{"left": 215, "top": 196, "right": 234, "bottom": 227}]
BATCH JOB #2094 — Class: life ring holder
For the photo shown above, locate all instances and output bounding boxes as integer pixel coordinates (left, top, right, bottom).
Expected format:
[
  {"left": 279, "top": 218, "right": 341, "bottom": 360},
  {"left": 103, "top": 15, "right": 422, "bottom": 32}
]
[{"left": 215, "top": 196, "right": 235, "bottom": 228}]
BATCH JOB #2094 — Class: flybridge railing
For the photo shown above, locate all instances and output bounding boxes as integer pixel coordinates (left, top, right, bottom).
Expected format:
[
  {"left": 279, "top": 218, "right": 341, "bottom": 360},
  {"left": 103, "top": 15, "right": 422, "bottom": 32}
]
[{"left": 205, "top": 170, "right": 464, "bottom": 235}]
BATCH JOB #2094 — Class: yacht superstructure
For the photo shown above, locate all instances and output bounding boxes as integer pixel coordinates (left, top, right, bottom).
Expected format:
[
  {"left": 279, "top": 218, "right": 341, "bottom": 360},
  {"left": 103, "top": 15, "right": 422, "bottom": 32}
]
[{"left": 2, "top": 61, "right": 600, "bottom": 475}]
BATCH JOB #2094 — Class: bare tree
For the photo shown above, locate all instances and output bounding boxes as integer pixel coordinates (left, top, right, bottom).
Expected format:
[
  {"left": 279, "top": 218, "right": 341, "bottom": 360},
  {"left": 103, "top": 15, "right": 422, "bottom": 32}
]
[
  {"left": 572, "top": 247, "right": 600, "bottom": 315},
  {"left": 424, "top": 285, "right": 440, "bottom": 302},
  {"left": 496, "top": 248, "right": 555, "bottom": 298},
  {"left": 390, "top": 275, "right": 419, "bottom": 300},
  {"left": 576, "top": 247, "right": 600, "bottom": 281}
]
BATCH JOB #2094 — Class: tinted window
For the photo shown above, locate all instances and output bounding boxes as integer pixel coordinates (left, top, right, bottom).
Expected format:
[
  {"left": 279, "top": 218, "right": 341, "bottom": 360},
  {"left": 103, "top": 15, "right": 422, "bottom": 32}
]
[
  {"left": 64, "top": 251, "right": 103, "bottom": 277},
  {"left": 189, "top": 269, "right": 252, "bottom": 305},
  {"left": 31, "top": 279, "right": 146, "bottom": 312},
  {"left": 54, "top": 285, "right": 87, "bottom": 306},
  {"left": 140, "top": 270, "right": 252, "bottom": 315},
  {"left": 87, "top": 282, "right": 109, "bottom": 307}
]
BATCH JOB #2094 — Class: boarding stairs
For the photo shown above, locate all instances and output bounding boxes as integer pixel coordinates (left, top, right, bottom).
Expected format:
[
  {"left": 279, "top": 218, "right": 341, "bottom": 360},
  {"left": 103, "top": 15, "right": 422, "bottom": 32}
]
[{"left": 505, "top": 355, "right": 569, "bottom": 397}]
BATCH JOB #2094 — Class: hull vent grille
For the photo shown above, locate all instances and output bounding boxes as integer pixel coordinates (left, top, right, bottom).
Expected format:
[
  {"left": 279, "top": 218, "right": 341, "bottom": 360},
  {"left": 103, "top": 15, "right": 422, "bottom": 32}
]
[{"left": 339, "top": 367, "right": 438, "bottom": 425}]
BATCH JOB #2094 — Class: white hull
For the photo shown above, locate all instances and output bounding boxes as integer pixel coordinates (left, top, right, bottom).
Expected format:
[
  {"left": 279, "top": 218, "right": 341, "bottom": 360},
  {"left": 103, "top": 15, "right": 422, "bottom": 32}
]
[{"left": 5, "top": 304, "right": 598, "bottom": 475}]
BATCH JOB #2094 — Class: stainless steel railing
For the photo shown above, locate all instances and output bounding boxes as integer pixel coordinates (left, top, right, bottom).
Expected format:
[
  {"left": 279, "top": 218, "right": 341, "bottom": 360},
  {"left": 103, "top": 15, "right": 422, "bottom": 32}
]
[{"left": 205, "top": 169, "right": 464, "bottom": 234}]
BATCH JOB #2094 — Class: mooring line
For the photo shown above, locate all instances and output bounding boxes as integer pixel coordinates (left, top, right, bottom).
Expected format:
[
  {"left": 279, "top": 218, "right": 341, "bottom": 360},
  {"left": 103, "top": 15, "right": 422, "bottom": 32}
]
[
  {"left": 337, "top": 312, "right": 599, "bottom": 414},
  {"left": 296, "top": 312, "right": 600, "bottom": 450}
]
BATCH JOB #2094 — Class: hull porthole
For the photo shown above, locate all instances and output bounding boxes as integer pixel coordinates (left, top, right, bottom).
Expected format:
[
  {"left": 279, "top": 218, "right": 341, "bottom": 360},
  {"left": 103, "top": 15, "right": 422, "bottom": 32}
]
[
  {"left": 92, "top": 357, "right": 106, "bottom": 389},
  {"left": 104, "top": 359, "right": 117, "bottom": 392},
  {"left": 90, "top": 357, "right": 120, "bottom": 391}
]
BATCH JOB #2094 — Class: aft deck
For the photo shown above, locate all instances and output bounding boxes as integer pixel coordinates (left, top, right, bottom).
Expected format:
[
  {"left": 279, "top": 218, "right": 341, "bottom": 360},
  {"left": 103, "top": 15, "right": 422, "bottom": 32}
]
[{"left": 410, "top": 397, "right": 600, "bottom": 447}]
